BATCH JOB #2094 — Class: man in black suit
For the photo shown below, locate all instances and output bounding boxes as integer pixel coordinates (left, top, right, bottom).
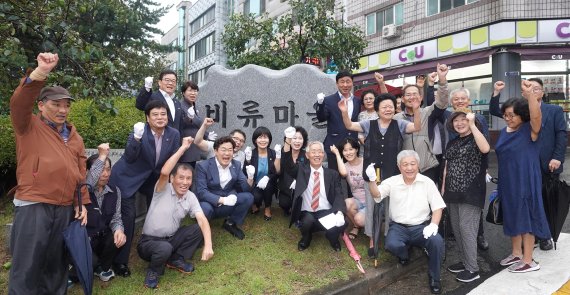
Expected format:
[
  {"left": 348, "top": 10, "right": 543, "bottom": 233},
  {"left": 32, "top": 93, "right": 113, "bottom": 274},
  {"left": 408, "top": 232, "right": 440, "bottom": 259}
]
[
  {"left": 136, "top": 69, "right": 183, "bottom": 131},
  {"left": 314, "top": 70, "right": 361, "bottom": 171},
  {"left": 290, "top": 141, "right": 347, "bottom": 251}
]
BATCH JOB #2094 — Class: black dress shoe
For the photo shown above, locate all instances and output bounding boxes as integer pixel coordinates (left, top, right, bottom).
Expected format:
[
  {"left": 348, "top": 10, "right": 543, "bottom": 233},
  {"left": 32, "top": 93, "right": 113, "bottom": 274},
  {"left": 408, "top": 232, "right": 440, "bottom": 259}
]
[
  {"left": 477, "top": 235, "right": 489, "bottom": 251},
  {"left": 113, "top": 264, "right": 131, "bottom": 277},
  {"left": 222, "top": 220, "right": 245, "bottom": 240},
  {"left": 429, "top": 277, "right": 442, "bottom": 294},
  {"left": 298, "top": 240, "right": 309, "bottom": 251},
  {"left": 330, "top": 242, "right": 341, "bottom": 252},
  {"left": 539, "top": 239, "right": 553, "bottom": 251},
  {"left": 398, "top": 258, "right": 409, "bottom": 266},
  {"left": 264, "top": 214, "right": 272, "bottom": 221}
]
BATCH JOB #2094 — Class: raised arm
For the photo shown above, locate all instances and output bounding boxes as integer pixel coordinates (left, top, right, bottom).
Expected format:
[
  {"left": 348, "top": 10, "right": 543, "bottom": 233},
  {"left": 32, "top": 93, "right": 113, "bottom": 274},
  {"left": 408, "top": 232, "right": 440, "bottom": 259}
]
[
  {"left": 193, "top": 118, "right": 215, "bottom": 152},
  {"left": 375, "top": 73, "right": 388, "bottom": 94},
  {"left": 404, "top": 96, "right": 422, "bottom": 133},
  {"left": 521, "top": 80, "right": 542, "bottom": 141},
  {"left": 330, "top": 145, "right": 347, "bottom": 177},
  {"left": 435, "top": 64, "right": 449, "bottom": 109},
  {"left": 338, "top": 98, "right": 364, "bottom": 132},
  {"left": 155, "top": 137, "right": 194, "bottom": 193},
  {"left": 86, "top": 143, "right": 110, "bottom": 187},
  {"left": 467, "top": 113, "right": 490, "bottom": 153},
  {"left": 425, "top": 72, "right": 437, "bottom": 106},
  {"left": 489, "top": 81, "right": 505, "bottom": 118}
]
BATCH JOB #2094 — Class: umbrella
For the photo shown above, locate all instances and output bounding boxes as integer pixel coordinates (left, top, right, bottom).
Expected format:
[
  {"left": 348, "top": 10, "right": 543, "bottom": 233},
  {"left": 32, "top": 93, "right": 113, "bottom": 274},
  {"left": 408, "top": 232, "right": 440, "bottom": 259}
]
[
  {"left": 371, "top": 201, "right": 383, "bottom": 267},
  {"left": 341, "top": 232, "right": 365, "bottom": 274},
  {"left": 63, "top": 183, "right": 93, "bottom": 295},
  {"left": 542, "top": 176, "right": 570, "bottom": 250}
]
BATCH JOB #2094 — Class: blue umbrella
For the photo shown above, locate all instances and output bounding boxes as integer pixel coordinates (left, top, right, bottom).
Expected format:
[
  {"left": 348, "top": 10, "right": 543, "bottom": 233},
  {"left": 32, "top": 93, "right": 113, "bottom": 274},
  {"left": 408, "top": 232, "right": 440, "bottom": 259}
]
[{"left": 63, "top": 183, "right": 93, "bottom": 295}]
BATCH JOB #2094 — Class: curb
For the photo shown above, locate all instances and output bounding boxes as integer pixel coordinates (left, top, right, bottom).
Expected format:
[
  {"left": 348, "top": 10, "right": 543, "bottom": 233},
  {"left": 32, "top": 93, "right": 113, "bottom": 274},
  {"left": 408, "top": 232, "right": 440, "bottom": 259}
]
[{"left": 312, "top": 248, "right": 427, "bottom": 295}]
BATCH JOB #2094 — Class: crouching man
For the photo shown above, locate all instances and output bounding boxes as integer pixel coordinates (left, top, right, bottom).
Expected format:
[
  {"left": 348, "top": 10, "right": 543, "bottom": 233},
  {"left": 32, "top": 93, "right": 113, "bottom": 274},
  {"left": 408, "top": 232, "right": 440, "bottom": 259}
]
[
  {"left": 137, "top": 137, "right": 214, "bottom": 289},
  {"left": 367, "top": 150, "right": 445, "bottom": 294}
]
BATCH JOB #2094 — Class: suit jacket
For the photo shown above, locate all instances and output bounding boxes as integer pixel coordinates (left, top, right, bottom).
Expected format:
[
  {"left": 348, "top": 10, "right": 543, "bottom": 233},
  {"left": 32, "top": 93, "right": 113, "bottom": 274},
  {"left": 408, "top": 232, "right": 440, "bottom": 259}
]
[
  {"left": 135, "top": 87, "right": 183, "bottom": 131},
  {"left": 490, "top": 94, "right": 567, "bottom": 174},
  {"left": 242, "top": 148, "right": 278, "bottom": 184},
  {"left": 289, "top": 163, "right": 346, "bottom": 227},
  {"left": 179, "top": 99, "right": 205, "bottom": 163},
  {"left": 314, "top": 92, "right": 361, "bottom": 149},
  {"left": 195, "top": 157, "right": 251, "bottom": 206},
  {"left": 109, "top": 125, "right": 180, "bottom": 198}
]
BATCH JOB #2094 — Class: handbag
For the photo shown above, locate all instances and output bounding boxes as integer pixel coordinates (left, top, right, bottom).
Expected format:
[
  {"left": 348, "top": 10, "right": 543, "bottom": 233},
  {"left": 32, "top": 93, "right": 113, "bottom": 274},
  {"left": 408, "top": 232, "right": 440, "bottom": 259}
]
[{"left": 486, "top": 189, "right": 503, "bottom": 225}]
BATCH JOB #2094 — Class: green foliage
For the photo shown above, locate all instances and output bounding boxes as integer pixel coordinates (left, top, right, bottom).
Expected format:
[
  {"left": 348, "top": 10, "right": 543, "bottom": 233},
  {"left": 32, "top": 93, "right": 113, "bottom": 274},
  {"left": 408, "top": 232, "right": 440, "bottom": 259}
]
[
  {"left": 222, "top": 0, "right": 368, "bottom": 72},
  {"left": 0, "top": 98, "right": 144, "bottom": 173},
  {"left": 0, "top": 0, "right": 177, "bottom": 114}
]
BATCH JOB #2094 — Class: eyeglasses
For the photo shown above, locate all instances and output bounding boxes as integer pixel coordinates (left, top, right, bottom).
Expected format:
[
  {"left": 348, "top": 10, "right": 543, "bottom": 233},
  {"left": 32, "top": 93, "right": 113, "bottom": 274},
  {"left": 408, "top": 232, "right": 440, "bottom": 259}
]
[
  {"left": 162, "top": 78, "right": 177, "bottom": 84},
  {"left": 503, "top": 113, "right": 519, "bottom": 120},
  {"left": 531, "top": 87, "right": 543, "bottom": 93},
  {"left": 231, "top": 136, "right": 245, "bottom": 143}
]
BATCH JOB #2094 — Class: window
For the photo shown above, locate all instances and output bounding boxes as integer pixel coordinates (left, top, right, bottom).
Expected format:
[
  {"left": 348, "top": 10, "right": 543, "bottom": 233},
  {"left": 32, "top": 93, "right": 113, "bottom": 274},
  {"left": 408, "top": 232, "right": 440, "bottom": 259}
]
[
  {"left": 190, "top": 6, "right": 215, "bottom": 35},
  {"left": 365, "top": 2, "right": 404, "bottom": 36},
  {"left": 188, "top": 65, "right": 212, "bottom": 85},
  {"left": 244, "top": 0, "right": 265, "bottom": 16},
  {"left": 189, "top": 33, "right": 215, "bottom": 62},
  {"left": 427, "top": 0, "right": 478, "bottom": 16}
]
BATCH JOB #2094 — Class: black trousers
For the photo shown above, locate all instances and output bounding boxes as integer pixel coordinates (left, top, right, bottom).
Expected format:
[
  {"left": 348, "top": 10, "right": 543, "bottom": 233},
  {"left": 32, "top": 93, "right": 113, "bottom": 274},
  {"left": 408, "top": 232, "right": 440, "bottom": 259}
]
[
  {"left": 278, "top": 190, "right": 294, "bottom": 214},
  {"left": 252, "top": 181, "right": 276, "bottom": 208},
  {"left": 9, "top": 203, "right": 73, "bottom": 295},
  {"left": 114, "top": 196, "right": 136, "bottom": 265},
  {"left": 91, "top": 231, "right": 120, "bottom": 271},
  {"left": 137, "top": 224, "right": 203, "bottom": 274},
  {"left": 299, "top": 209, "right": 346, "bottom": 246}
]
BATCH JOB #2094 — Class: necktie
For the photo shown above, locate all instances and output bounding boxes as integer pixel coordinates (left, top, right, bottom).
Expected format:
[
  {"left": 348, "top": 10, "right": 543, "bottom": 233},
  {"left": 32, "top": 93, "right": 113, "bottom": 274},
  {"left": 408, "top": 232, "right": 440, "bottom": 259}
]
[
  {"left": 312, "top": 171, "right": 320, "bottom": 211},
  {"left": 155, "top": 133, "right": 162, "bottom": 165}
]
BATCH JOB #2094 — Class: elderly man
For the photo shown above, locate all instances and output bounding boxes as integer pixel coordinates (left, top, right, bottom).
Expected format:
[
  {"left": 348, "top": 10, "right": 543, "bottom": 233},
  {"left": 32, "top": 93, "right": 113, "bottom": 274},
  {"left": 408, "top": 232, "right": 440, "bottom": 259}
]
[
  {"left": 367, "top": 150, "right": 446, "bottom": 294},
  {"left": 490, "top": 79, "right": 567, "bottom": 251},
  {"left": 290, "top": 141, "right": 347, "bottom": 251},
  {"left": 195, "top": 136, "right": 254, "bottom": 240},
  {"left": 9, "top": 52, "right": 88, "bottom": 294},
  {"left": 137, "top": 136, "right": 214, "bottom": 289}
]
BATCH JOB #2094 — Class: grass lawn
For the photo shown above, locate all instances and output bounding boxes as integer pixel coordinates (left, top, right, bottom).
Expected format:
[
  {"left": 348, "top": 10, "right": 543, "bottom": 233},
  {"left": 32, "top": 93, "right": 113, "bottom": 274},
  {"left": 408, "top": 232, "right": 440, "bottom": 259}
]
[{"left": 0, "top": 196, "right": 392, "bottom": 295}]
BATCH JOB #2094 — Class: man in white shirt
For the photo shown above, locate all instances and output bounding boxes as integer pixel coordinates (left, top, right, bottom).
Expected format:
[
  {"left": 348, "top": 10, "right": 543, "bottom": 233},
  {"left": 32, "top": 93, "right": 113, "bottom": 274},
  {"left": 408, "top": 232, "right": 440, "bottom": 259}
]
[
  {"left": 136, "top": 69, "right": 183, "bottom": 131},
  {"left": 290, "top": 141, "right": 347, "bottom": 251},
  {"left": 367, "top": 150, "right": 446, "bottom": 294}
]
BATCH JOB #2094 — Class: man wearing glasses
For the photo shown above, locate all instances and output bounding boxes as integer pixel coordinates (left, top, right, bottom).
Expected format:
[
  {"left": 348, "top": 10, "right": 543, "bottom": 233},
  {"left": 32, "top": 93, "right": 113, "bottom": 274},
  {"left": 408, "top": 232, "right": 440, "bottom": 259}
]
[
  {"left": 490, "top": 78, "right": 567, "bottom": 251},
  {"left": 136, "top": 69, "right": 183, "bottom": 131}
]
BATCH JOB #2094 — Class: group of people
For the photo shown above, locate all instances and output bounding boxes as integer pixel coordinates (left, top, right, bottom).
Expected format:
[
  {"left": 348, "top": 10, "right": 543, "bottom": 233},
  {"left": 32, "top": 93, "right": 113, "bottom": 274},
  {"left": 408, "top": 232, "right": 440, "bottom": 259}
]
[{"left": 7, "top": 52, "right": 566, "bottom": 295}]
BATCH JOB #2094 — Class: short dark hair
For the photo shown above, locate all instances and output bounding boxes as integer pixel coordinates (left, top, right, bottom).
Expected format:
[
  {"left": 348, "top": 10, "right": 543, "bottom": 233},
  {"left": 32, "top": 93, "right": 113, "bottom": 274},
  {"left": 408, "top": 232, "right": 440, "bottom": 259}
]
[
  {"left": 159, "top": 69, "right": 177, "bottom": 81},
  {"left": 144, "top": 100, "right": 168, "bottom": 117},
  {"left": 171, "top": 163, "right": 193, "bottom": 177},
  {"left": 230, "top": 129, "right": 246, "bottom": 141},
  {"left": 336, "top": 137, "right": 360, "bottom": 162},
  {"left": 181, "top": 80, "right": 199, "bottom": 93},
  {"left": 336, "top": 70, "right": 353, "bottom": 82},
  {"left": 527, "top": 78, "right": 543, "bottom": 88},
  {"left": 374, "top": 93, "right": 396, "bottom": 112},
  {"left": 214, "top": 136, "right": 236, "bottom": 150},
  {"left": 360, "top": 90, "right": 378, "bottom": 106},
  {"left": 86, "top": 154, "right": 112, "bottom": 170},
  {"left": 446, "top": 110, "right": 482, "bottom": 133},
  {"left": 402, "top": 84, "right": 420, "bottom": 95},
  {"left": 293, "top": 126, "right": 309, "bottom": 149},
  {"left": 501, "top": 97, "right": 530, "bottom": 122},
  {"left": 251, "top": 126, "right": 272, "bottom": 147}
]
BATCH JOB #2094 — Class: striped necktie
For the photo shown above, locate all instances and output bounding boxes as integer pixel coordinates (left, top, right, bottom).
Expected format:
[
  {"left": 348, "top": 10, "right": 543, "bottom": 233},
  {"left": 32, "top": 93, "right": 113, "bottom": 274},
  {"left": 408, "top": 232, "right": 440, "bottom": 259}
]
[{"left": 311, "top": 171, "right": 320, "bottom": 211}]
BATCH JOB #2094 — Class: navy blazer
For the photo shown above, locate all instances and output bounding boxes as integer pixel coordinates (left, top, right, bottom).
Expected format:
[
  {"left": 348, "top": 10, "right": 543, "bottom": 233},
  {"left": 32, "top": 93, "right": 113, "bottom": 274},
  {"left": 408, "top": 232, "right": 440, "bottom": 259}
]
[
  {"left": 490, "top": 94, "right": 567, "bottom": 174},
  {"left": 135, "top": 87, "right": 183, "bottom": 131},
  {"left": 109, "top": 124, "right": 180, "bottom": 198},
  {"left": 289, "top": 163, "right": 346, "bottom": 227},
  {"left": 195, "top": 157, "right": 251, "bottom": 206},
  {"left": 314, "top": 93, "right": 361, "bottom": 150}
]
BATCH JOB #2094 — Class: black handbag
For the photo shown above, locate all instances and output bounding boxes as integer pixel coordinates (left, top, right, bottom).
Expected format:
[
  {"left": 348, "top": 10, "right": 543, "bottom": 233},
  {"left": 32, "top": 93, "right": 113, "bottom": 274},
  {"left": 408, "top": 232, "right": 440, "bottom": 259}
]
[{"left": 486, "top": 189, "right": 503, "bottom": 225}]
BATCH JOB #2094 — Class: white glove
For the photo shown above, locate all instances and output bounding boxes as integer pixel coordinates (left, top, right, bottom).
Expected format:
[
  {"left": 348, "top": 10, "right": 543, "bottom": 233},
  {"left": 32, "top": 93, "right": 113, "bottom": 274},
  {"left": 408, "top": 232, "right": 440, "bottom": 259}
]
[
  {"left": 289, "top": 180, "right": 296, "bottom": 190},
  {"left": 144, "top": 77, "right": 153, "bottom": 91},
  {"left": 274, "top": 144, "right": 282, "bottom": 159},
  {"left": 365, "top": 163, "right": 376, "bottom": 182},
  {"left": 317, "top": 93, "right": 325, "bottom": 104},
  {"left": 284, "top": 127, "right": 296, "bottom": 139},
  {"left": 187, "top": 106, "right": 196, "bottom": 119},
  {"left": 222, "top": 194, "right": 237, "bottom": 206},
  {"left": 485, "top": 173, "right": 492, "bottom": 183},
  {"left": 335, "top": 211, "right": 345, "bottom": 227},
  {"left": 133, "top": 122, "right": 145, "bottom": 140},
  {"left": 244, "top": 146, "right": 252, "bottom": 161},
  {"left": 256, "top": 176, "right": 270, "bottom": 190},
  {"left": 245, "top": 165, "right": 255, "bottom": 179},
  {"left": 207, "top": 131, "right": 218, "bottom": 141},
  {"left": 422, "top": 223, "right": 439, "bottom": 239}
]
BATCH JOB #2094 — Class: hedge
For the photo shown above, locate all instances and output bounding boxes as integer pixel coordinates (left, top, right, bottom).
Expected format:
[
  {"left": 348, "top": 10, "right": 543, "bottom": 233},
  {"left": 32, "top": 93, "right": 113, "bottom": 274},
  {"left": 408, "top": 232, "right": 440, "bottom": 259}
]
[{"left": 0, "top": 97, "right": 144, "bottom": 171}]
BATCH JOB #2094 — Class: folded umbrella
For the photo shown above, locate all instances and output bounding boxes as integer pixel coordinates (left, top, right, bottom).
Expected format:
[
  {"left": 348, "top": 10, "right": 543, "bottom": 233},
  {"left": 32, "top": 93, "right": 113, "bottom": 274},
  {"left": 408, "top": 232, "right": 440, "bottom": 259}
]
[
  {"left": 542, "top": 176, "right": 570, "bottom": 250},
  {"left": 341, "top": 232, "right": 365, "bottom": 274},
  {"left": 63, "top": 183, "right": 93, "bottom": 295}
]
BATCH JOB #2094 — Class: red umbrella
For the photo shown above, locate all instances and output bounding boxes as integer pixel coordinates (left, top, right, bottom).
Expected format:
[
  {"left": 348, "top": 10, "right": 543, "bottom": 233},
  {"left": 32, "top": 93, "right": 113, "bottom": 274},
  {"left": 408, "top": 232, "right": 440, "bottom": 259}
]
[
  {"left": 341, "top": 232, "right": 365, "bottom": 274},
  {"left": 355, "top": 83, "right": 402, "bottom": 98}
]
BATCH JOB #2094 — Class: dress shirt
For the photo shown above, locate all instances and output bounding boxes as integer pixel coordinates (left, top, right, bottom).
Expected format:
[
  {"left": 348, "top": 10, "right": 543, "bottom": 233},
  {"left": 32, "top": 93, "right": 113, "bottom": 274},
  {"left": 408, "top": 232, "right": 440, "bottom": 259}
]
[
  {"left": 159, "top": 89, "right": 176, "bottom": 121},
  {"left": 338, "top": 91, "right": 354, "bottom": 118},
  {"left": 216, "top": 158, "right": 232, "bottom": 189},
  {"left": 301, "top": 166, "right": 332, "bottom": 212}
]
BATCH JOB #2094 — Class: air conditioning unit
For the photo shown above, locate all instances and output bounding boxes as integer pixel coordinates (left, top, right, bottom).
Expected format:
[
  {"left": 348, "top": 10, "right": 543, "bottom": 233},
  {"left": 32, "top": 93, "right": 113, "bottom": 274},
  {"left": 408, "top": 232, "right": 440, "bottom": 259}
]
[{"left": 382, "top": 24, "right": 400, "bottom": 39}]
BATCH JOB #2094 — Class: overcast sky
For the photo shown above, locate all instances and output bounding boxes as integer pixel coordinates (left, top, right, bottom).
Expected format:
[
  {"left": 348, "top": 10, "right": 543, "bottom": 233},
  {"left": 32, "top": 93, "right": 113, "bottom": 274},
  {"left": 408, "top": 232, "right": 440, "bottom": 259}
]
[{"left": 153, "top": 0, "right": 188, "bottom": 42}]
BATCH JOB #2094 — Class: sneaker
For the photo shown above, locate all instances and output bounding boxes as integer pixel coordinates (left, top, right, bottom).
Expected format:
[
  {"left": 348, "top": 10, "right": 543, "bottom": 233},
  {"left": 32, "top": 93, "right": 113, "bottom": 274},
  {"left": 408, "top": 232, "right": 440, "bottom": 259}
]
[
  {"left": 166, "top": 259, "right": 194, "bottom": 274},
  {"left": 539, "top": 239, "right": 553, "bottom": 251},
  {"left": 447, "top": 262, "right": 466, "bottom": 273},
  {"left": 94, "top": 266, "right": 115, "bottom": 282},
  {"left": 456, "top": 270, "right": 480, "bottom": 282},
  {"left": 508, "top": 260, "right": 540, "bottom": 273},
  {"left": 144, "top": 270, "right": 159, "bottom": 289},
  {"left": 500, "top": 254, "right": 521, "bottom": 266}
]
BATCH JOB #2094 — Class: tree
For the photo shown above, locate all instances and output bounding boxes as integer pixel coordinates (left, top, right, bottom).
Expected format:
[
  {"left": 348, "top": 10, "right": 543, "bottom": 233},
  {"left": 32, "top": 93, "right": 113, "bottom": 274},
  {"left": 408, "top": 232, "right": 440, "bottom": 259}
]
[
  {"left": 0, "top": 0, "right": 177, "bottom": 114},
  {"left": 221, "top": 0, "right": 367, "bottom": 72}
]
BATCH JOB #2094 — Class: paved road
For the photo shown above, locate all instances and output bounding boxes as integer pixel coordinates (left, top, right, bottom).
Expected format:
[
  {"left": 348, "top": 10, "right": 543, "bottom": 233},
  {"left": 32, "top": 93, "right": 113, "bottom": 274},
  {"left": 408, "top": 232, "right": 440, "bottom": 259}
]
[{"left": 377, "top": 148, "right": 570, "bottom": 295}]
